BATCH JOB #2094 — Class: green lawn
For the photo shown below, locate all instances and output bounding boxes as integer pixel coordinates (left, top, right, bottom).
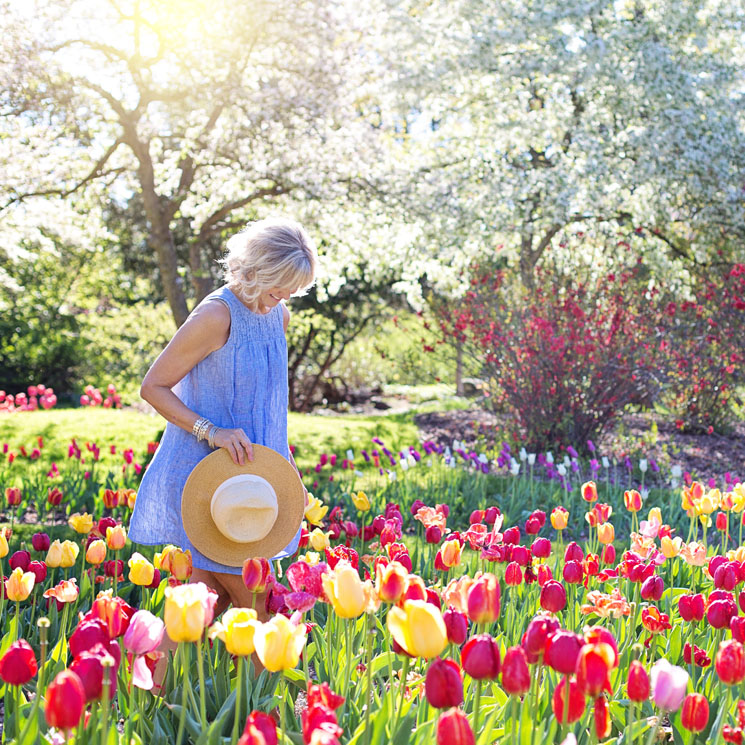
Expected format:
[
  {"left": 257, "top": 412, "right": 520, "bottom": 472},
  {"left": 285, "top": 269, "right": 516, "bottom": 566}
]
[{"left": 0, "top": 407, "right": 421, "bottom": 471}]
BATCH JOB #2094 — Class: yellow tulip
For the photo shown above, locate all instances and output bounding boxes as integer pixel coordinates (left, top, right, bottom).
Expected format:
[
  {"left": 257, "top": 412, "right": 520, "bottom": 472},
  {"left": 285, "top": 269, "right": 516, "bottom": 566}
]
[
  {"left": 46, "top": 540, "right": 63, "bottom": 568},
  {"left": 299, "top": 551, "right": 321, "bottom": 565},
  {"left": 0, "top": 531, "right": 8, "bottom": 559},
  {"left": 731, "top": 484, "right": 745, "bottom": 513},
  {"left": 170, "top": 549, "right": 193, "bottom": 582},
  {"left": 597, "top": 523, "right": 615, "bottom": 545},
  {"left": 699, "top": 514, "right": 712, "bottom": 528},
  {"left": 304, "top": 495, "right": 328, "bottom": 526},
  {"left": 5, "top": 567, "right": 35, "bottom": 601},
  {"left": 321, "top": 561, "right": 366, "bottom": 618},
  {"left": 254, "top": 614, "right": 307, "bottom": 672},
  {"left": 728, "top": 546, "right": 745, "bottom": 563},
  {"left": 352, "top": 491, "right": 371, "bottom": 512},
  {"left": 647, "top": 507, "right": 663, "bottom": 525},
  {"left": 551, "top": 507, "right": 569, "bottom": 530},
  {"left": 68, "top": 512, "right": 94, "bottom": 534},
  {"left": 439, "top": 538, "right": 462, "bottom": 568},
  {"left": 59, "top": 540, "right": 80, "bottom": 569},
  {"left": 660, "top": 535, "right": 683, "bottom": 559},
  {"left": 387, "top": 600, "right": 447, "bottom": 659},
  {"left": 86, "top": 539, "right": 107, "bottom": 565},
  {"left": 309, "top": 528, "right": 330, "bottom": 552},
  {"left": 154, "top": 544, "right": 179, "bottom": 571},
  {"left": 209, "top": 607, "right": 259, "bottom": 656},
  {"left": 164, "top": 582, "right": 215, "bottom": 642},
  {"left": 375, "top": 560, "right": 410, "bottom": 603},
  {"left": 106, "top": 525, "right": 127, "bottom": 550},
  {"left": 128, "top": 552, "right": 155, "bottom": 586}
]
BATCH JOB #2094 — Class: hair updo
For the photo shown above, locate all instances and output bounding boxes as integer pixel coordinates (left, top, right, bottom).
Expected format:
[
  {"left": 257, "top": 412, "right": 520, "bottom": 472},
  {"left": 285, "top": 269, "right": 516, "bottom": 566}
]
[{"left": 220, "top": 217, "right": 318, "bottom": 310}]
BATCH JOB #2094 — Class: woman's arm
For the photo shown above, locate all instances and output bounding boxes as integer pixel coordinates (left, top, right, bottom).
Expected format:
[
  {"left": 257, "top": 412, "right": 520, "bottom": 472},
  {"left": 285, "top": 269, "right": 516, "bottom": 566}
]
[{"left": 140, "top": 300, "right": 254, "bottom": 464}]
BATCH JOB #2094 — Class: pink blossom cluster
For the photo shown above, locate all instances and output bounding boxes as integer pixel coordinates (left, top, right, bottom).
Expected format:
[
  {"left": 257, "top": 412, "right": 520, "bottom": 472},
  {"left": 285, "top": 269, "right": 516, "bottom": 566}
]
[
  {"left": 80, "top": 384, "right": 122, "bottom": 409},
  {"left": 0, "top": 385, "right": 57, "bottom": 412}
]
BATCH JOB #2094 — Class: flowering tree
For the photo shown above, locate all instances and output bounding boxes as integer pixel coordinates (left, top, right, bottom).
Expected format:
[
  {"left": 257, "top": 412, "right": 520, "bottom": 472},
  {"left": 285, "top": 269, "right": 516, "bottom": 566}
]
[
  {"left": 0, "top": 0, "right": 393, "bottom": 327},
  {"left": 384, "top": 0, "right": 745, "bottom": 289}
]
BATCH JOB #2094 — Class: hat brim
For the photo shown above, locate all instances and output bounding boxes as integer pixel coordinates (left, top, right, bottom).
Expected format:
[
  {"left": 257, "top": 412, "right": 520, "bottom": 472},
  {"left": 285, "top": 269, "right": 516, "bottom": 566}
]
[{"left": 182, "top": 445, "right": 305, "bottom": 567}]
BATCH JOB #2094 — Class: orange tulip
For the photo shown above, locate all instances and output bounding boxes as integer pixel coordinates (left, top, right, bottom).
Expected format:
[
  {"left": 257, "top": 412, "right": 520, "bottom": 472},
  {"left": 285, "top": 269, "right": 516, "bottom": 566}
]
[
  {"left": 624, "top": 490, "right": 643, "bottom": 512},
  {"left": 581, "top": 481, "right": 598, "bottom": 503}
]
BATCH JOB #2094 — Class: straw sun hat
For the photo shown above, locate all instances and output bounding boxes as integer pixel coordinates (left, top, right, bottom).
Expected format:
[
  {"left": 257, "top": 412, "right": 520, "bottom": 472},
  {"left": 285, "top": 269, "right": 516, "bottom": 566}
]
[{"left": 181, "top": 445, "right": 305, "bottom": 566}]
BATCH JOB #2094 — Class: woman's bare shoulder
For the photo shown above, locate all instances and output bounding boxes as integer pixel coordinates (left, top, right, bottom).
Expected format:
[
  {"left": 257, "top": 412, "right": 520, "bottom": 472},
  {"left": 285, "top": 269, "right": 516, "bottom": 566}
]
[{"left": 180, "top": 298, "right": 231, "bottom": 351}]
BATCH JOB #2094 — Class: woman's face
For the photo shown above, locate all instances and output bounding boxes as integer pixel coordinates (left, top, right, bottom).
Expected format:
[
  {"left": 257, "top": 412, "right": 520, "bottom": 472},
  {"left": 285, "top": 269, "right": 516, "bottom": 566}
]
[{"left": 257, "top": 285, "right": 298, "bottom": 313}]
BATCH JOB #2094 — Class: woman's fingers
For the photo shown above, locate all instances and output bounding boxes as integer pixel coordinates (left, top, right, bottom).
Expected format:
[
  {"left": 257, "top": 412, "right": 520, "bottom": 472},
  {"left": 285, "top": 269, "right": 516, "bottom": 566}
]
[
  {"left": 228, "top": 440, "right": 241, "bottom": 465},
  {"left": 242, "top": 438, "right": 254, "bottom": 462}
]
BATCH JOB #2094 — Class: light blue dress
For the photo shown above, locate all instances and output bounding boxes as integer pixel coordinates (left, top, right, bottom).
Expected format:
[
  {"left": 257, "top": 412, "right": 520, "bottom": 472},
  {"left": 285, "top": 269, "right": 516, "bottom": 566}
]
[{"left": 129, "top": 286, "right": 301, "bottom": 574}]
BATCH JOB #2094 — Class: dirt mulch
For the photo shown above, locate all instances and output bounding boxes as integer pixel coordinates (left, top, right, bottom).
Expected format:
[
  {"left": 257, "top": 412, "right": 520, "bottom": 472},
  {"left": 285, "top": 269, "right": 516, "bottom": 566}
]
[{"left": 413, "top": 409, "right": 745, "bottom": 484}]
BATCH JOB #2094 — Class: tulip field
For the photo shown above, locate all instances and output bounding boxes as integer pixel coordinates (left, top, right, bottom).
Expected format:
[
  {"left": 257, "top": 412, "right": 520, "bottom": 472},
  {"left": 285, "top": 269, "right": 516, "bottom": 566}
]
[{"left": 3, "top": 417, "right": 745, "bottom": 744}]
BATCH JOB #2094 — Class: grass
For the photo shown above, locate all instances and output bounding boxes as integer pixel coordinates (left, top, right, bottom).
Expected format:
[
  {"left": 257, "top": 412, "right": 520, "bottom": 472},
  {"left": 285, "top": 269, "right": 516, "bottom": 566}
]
[{"left": 0, "top": 406, "right": 421, "bottom": 472}]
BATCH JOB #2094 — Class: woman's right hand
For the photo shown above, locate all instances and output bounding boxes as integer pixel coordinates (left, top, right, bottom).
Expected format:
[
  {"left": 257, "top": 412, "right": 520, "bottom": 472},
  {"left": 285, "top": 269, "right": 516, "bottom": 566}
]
[{"left": 212, "top": 428, "right": 254, "bottom": 465}]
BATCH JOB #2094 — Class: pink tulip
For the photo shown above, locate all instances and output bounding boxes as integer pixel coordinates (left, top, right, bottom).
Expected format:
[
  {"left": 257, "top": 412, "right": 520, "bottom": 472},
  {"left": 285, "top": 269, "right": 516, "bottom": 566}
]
[
  {"left": 123, "top": 610, "right": 165, "bottom": 656},
  {"left": 650, "top": 659, "right": 688, "bottom": 711}
]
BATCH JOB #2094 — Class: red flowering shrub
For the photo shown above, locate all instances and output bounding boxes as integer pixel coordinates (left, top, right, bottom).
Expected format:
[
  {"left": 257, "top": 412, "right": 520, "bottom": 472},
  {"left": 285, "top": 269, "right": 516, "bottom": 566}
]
[
  {"left": 434, "top": 263, "right": 661, "bottom": 450},
  {"left": 658, "top": 264, "right": 745, "bottom": 433}
]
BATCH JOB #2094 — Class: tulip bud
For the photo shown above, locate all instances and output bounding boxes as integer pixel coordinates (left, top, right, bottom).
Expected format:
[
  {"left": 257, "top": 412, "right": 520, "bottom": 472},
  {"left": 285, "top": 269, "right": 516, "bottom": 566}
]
[
  {"left": 105, "top": 525, "right": 127, "bottom": 550},
  {"left": 505, "top": 562, "right": 523, "bottom": 586},
  {"left": 531, "top": 537, "right": 551, "bottom": 559},
  {"left": 5, "top": 567, "right": 35, "bottom": 602},
  {"left": 0, "top": 639, "right": 38, "bottom": 685},
  {"left": 601, "top": 544, "right": 616, "bottom": 565},
  {"left": 641, "top": 575, "right": 664, "bottom": 602},
  {"left": 425, "top": 658, "right": 464, "bottom": 708},
  {"left": 436, "top": 708, "right": 475, "bottom": 745},
  {"left": 9, "top": 550, "right": 31, "bottom": 572},
  {"left": 678, "top": 594, "right": 705, "bottom": 622},
  {"left": 651, "top": 659, "right": 689, "bottom": 711},
  {"left": 240, "top": 710, "right": 278, "bottom": 745},
  {"left": 27, "top": 560, "right": 47, "bottom": 584},
  {"left": 627, "top": 660, "right": 650, "bottom": 702},
  {"left": 545, "top": 631, "right": 583, "bottom": 675},
  {"left": 425, "top": 525, "right": 442, "bottom": 543},
  {"left": 540, "top": 580, "right": 567, "bottom": 613},
  {"left": 731, "top": 616, "right": 745, "bottom": 643},
  {"left": 443, "top": 607, "right": 468, "bottom": 646},
  {"left": 241, "top": 557, "right": 273, "bottom": 593},
  {"left": 575, "top": 642, "right": 615, "bottom": 697},
  {"left": 466, "top": 573, "right": 500, "bottom": 624},
  {"left": 501, "top": 646, "right": 530, "bottom": 696},
  {"left": 375, "top": 561, "right": 409, "bottom": 604},
  {"left": 716, "top": 640, "right": 745, "bottom": 685},
  {"left": 624, "top": 489, "right": 642, "bottom": 512},
  {"left": 86, "top": 539, "right": 107, "bottom": 566},
  {"left": 564, "top": 542, "right": 584, "bottom": 563},
  {"left": 461, "top": 634, "right": 501, "bottom": 679},
  {"left": 680, "top": 693, "right": 709, "bottom": 733},
  {"left": 552, "top": 676, "right": 585, "bottom": 724},
  {"left": 562, "top": 561, "right": 583, "bottom": 584},
  {"left": 31, "top": 532, "right": 51, "bottom": 552},
  {"left": 45, "top": 669, "right": 86, "bottom": 730},
  {"left": 551, "top": 507, "right": 568, "bottom": 530}
]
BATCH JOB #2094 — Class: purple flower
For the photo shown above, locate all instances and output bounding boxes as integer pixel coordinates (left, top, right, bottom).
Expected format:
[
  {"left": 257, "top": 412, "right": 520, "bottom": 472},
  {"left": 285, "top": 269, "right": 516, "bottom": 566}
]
[
  {"left": 649, "top": 458, "right": 659, "bottom": 473},
  {"left": 624, "top": 456, "right": 632, "bottom": 470},
  {"left": 361, "top": 450, "right": 370, "bottom": 462},
  {"left": 570, "top": 461, "right": 579, "bottom": 473},
  {"left": 389, "top": 455, "right": 397, "bottom": 467},
  {"left": 589, "top": 459, "right": 599, "bottom": 473},
  {"left": 372, "top": 437, "right": 384, "bottom": 446},
  {"left": 567, "top": 446, "right": 578, "bottom": 459},
  {"left": 480, "top": 462, "right": 489, "bottom": 474},
  {"left": 708, "top": 477, "right": 716, "bottom": 489},
  {"left": 409, "top": 448, "right": 421, "bottom": 462},
  {"left": 502, "top": 442, "right": 511, "bottom": 453},
  {"left": 586, "top": 440, "right": 596, "bottom": 453},
  {"left": 725, "top": 472, "right": 732, "bottom": 484},
  {"left": 372, "top": 449, "right": 379, "bottom": 457}
]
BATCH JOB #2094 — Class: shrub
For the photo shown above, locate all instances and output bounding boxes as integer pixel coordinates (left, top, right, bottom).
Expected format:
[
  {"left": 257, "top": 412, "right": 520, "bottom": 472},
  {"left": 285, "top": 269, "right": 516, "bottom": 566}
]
[{"left": 434, "top": 263, "right": 663, "bottom": 451}]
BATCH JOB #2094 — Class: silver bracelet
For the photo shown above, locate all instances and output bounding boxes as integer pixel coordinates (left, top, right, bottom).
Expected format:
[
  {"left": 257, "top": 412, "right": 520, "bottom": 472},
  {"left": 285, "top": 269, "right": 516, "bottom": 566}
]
[
  {"left": 192, "top": 416, "right": 212, "bottom": 442},
  {"left": 207, "top": 425, "right": 219, "bottom": 449}
]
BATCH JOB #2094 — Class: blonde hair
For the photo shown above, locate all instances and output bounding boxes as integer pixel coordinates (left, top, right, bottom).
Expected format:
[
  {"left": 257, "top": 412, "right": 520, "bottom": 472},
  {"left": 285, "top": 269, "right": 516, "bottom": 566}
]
[{"left": 221, "top": 217, "right": 318, "bottom": 310}]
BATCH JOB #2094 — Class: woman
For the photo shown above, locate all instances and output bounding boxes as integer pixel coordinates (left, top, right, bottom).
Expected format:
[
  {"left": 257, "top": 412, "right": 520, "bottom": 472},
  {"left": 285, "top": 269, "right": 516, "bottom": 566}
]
[{"left": 129, "top": 216, "right": 317, "bottom": 620}]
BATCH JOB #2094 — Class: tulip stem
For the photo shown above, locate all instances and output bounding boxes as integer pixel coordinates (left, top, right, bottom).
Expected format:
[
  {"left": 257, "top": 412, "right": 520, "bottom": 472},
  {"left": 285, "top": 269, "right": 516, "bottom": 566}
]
[
  {"left": 280, "top": 675, "right": 288, "bottom": 742},
  {"left": 562, "top": 676, "right": 570, "bottom": 732},
  {"left": 510, "top": 694, "right": 517, "bottom": 744},
  {"left": 713, "top": 686, "right": 731, "bottom": 745},
  {"left": 643, "top": 718, "right": 661, "bottom": 745},
  {"left": 196, "top": 635, "right": 208, "bottom": 731},
  {"left": 473, "top": 678, "right": 483, "bottom": 735},
  {"left": 101, "top": 662, "right": 111, "bottom": 745},
  {"left": 393, "top": 656, "right": 410, "bottom": 736},
  {"left": 176, "top": 644, "right": 189, "bottom": 745},
  {"left": 232, "top": 656, "right": 244, "bottom": 745},
  {"left": 363, "top": 613, "right": 375, "bottom": 745},
  {"left": 14, "top": 600, "right": 20, "bottom": 642}
]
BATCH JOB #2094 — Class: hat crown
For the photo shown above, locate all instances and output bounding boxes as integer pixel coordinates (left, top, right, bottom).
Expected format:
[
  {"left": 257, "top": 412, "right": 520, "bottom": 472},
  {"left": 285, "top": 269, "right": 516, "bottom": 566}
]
[{"left": 210, "top": 474, "right": 278, "bottom": 543}]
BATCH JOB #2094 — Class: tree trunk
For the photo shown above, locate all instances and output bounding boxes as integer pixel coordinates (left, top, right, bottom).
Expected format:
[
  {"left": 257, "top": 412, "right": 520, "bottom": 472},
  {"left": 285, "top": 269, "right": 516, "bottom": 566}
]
[
  {"left": 189, "top": 241, "right": 215, "bottom": 306},
  {"left": 455, "top": 339, "right": 464, "bottom": 396}
]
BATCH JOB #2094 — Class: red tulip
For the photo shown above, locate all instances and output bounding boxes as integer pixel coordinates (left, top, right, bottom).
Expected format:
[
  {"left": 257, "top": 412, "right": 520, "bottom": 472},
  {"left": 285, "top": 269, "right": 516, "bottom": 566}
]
[
  {"left": 511, "top": 545, "right": 531, "bottom": 566},
  {"left": 716, "top": 640, "right": 745, "bottom": 685},
  {"left": 678, "top": 594, "right": 705, "bottom": 622},
  {"left": 425, "top": 658, "right": 464, "bottom": 708},
  {"left": 503, "top": 526, "right": 520, "bottom": 544},
  {"left": 239, "top": 711, "right": 278, "bottom": 745},
  {"left": 5, "top": 486, "right": 21, "bottom": 506},
  {"left": 564, "top": 542, "right": 584, "bottom": 563},
  {"left": 69, "top": 644, "right": 118, "bottom": 701},
  {"left": 70, "top": 618, "right": 109, "bottom": 658},
  {"left": 627, "top": 660, "right": 650, "bottom": 702},
  {"left": 731, "top": 616, "right": 745, "bottom": 643},
  {"left": 525, "top": 514, "right": 542, "bottom": 534},
  {"left": 443, "top": 607, "right": 468, "bottom": 646},
  {"left": 47, "top": 487, "right": 63, "bottom": 506},
  {"left": 539, "top": 580, "right": 567, "bottom": 613},
  {"left": 31, "top": 532, "right": 51, "bottom": 552},
  {"left": 9, "top": 550, "right": 31, "bottom": 572},
  {"left": 545, "top": 631, "right": 584, "bottom": 675},
  {"left": 27, "top": 560, "right": 47, "bottom": 584},
  {"left": 425, "top": 525, "right": 442, "bottom": 543},
  {"left": 0, "top": 639, "right": 37, "bottom": 685},
  {"left": 714, "top": 564, "right": 739, "bottom": 592},
  {"left": 536, "top": 564, "right": 553, "bottom": 586},
  {"left": 466, "top": 573, "right": 500, "bottom": 624},
  {"left": 522, "top": 615, "right": 560, "bottom": 662},
  {"left": 562, "top": 561, "right": 583, "bottom": 584},
  {"left": 436, "top": 708, "right": 475, "bottom": 745},
  {"left": 641, "top": 575, "right": 664, "bottom": 602},
  {"left": 594, "top": 696, "right": 611, "bottom": 738},
  {"left": 45, "top": 669, "right": 86, "bottom": 730},
  {"left": 575, "top": 642, "right": 614, "bottom": 697},
  {"left": 531, "top": 538, "right": 551, "bottom": 559},
  {"left": 601, "top": 544, "right": 616, "bottom": 565},
  {"left": 461, "top": 634, "right": 501, "bottom": 680},
  {"left": 716, "top": 512, "right": 728, "bottom": 532},
  {"left": 680, "top": 693, "right": 709, "bottom": 733},
  {"left": 242, "top": 557, "right": 273, "bottom": 593},
  {"left": 501, "top": 646, "right": 530, "bottom": 696},
  {"left": 707, "top": 596, "right": 738, "bottom": 629},
  {"left": 552, "top": 676, "right": 585, "bottom": 724},
  {"left": 505, "top": 562, "right": 523, "bottom": 586}
]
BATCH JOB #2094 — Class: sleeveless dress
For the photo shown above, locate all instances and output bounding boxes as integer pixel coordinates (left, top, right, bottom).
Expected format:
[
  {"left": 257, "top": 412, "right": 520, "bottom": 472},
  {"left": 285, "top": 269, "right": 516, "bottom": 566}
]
[{"left": 128, "top": 286, "right": 301, "bottom": 575}]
